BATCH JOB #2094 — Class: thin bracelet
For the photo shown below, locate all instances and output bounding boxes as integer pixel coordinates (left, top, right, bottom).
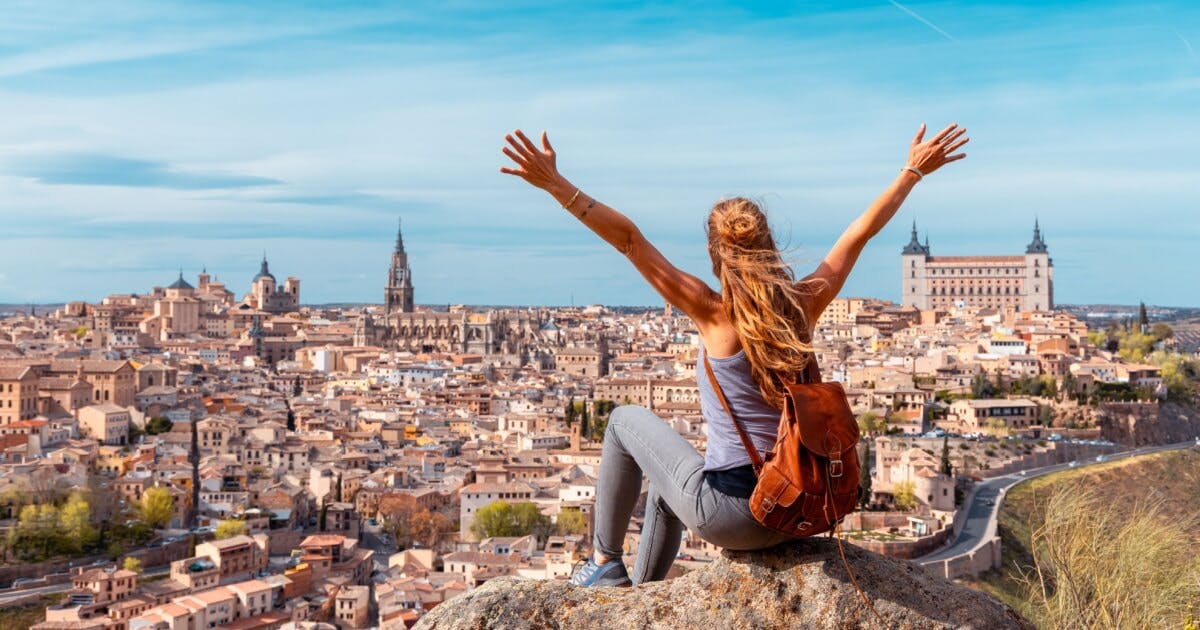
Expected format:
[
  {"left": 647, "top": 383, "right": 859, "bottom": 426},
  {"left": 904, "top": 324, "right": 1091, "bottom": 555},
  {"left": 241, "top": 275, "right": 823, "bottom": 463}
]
[
  {"left": 563, "top": 188, "right": 581, "bottom": 210},
  {"left": 901, "top": 165, "right": 924, "bottom": 180}
]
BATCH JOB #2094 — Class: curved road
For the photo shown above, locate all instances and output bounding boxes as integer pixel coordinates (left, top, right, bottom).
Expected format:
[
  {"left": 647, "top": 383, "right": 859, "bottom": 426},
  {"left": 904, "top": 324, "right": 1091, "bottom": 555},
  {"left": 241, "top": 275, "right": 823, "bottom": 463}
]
[{"left": 917, "top": 439, "right": 1198, "bottom": 565}]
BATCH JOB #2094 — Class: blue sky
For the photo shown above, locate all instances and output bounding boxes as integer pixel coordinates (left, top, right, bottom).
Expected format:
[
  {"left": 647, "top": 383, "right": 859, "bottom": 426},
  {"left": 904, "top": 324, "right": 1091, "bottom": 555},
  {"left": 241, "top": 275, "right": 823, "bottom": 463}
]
[{"left": 0, "top": 1, "right": 1197, "bottom": 306}]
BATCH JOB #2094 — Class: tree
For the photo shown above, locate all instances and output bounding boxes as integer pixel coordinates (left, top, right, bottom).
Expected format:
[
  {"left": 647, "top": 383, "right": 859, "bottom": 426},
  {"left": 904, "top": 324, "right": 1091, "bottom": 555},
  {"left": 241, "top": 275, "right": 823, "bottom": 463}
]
[
  {"left": 939, "top": 436, "right": 953, "bottom": 477},
  {"left": 286, "top": 405, "right": 296, "bottom": 432},
  {"left": 1149, "top": 323, "right": 1174, "bottom": 341},
  {"left": 409, "top": 509, "right": 453, "bottom": 548},
  {"left": 469, "top": 501, "right": 552, "bottom": 541},
  {"left": 564, "top": 399, "right": 576, "bottom": 427},
  {"left": 59, "top": 492, "right": 97, "bottom": 553},
  {"left": 893, "top": 480, "right": 918, "bottom": 511},
  {"left": 555, "top": 510, "right": 587, "bottom": 536},
  {"left": 970, "top": 374, "right": 996, "bottom": 399},
  {"left": 1138, "top": 301, "right": 1149, "bottom": 332},
  {"left": 384, "top": 504, "right": 417, "bottom": 548},
  {"left": 579, "top": 403, "right": 590, "bottom": 443},
  {"left": 857, "top": 412, "right": 885, "bottom": 436},
  {"left": 145, "top": 416, "right": 173, "bottom": 435},
  {"left": 858, "top": 441, "right": 873, "bottom": 508},
  {"left": 292, "top": 376, "right": 302, "bottom": 397},
  {"left": 214, "top": 519, "right": 247, "bottom": 539},
  {"left": 334, "top": 473, "right": 343, "bottom": 503},
  {"left": 123, "top": 556, "right": 143, "bottom": 574},
  {"left": 591, "top": 416, "right": 609, "bottom": 442},
  {"left": 139, "top": 487, "right": 175, "bottom": 529},
  {"left": 593, "top": 399, "right": 616, "bottom": 418}
]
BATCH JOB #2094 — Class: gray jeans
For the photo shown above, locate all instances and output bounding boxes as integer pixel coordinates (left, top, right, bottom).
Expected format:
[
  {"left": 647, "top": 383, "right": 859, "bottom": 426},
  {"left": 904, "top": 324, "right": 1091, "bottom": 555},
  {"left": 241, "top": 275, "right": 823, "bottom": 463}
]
[{"left": 593, "top": 405, "right": 791, "bottom": 584}]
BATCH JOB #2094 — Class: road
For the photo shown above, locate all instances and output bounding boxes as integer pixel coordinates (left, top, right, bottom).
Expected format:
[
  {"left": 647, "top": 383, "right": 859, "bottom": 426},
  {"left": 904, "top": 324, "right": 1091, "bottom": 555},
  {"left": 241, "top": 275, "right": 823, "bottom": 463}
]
[
  {"left": 917, "top": 439, "right": 1197, "bottom": 565},
  {"left": 0, "top": 566, "right": 169, "bottom": 606}
]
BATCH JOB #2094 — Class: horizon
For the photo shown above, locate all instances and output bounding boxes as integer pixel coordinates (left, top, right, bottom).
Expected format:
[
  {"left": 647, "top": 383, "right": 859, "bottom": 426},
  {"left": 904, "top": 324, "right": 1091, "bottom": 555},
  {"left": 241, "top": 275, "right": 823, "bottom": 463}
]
[{"left": 1, "top": 1, "right": 1197, "bottom": 306}]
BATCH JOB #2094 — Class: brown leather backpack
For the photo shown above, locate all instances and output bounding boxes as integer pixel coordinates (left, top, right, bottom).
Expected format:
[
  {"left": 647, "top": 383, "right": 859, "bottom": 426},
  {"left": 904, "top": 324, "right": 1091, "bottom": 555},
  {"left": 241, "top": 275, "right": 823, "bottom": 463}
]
[{"left": 702, "top": 350, "right": 861, "bottom": 538}]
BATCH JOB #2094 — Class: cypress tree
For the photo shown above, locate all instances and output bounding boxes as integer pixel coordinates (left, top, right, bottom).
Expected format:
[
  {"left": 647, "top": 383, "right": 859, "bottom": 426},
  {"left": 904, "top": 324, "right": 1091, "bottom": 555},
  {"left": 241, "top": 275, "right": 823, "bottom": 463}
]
[
  {"left": 940, "top": 436, "right": 953, "bottom": 477},
  {"left": 859, "top": 441, "right": 873, "bottom": 508},
  {"left": 580, "top": 402, "right": 590, "bottom": 443}
]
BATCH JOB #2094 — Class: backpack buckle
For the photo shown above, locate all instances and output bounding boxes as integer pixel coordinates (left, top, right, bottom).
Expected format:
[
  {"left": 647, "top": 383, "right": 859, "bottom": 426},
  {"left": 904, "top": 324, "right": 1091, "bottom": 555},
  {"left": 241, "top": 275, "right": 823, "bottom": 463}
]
[
  {"left": 760, "top": 496, "right": 776, "bottom": 514},
  {"left": 830, "top": 459, "right": 843, "bottom": 478}
]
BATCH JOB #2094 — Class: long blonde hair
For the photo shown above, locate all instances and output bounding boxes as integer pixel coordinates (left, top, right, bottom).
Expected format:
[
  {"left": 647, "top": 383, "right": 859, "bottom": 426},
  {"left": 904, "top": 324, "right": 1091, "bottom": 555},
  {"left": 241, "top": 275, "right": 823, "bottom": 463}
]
[{"left": 707, "top": 197, "right": 825, "bottom": 409}]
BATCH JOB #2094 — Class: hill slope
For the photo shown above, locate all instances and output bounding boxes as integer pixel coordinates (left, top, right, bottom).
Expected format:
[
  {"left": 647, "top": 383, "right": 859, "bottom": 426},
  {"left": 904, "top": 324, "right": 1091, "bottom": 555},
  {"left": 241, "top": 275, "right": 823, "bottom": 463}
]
[{"left": 967, "top": 446, "right": 1200, "bottom": 626}]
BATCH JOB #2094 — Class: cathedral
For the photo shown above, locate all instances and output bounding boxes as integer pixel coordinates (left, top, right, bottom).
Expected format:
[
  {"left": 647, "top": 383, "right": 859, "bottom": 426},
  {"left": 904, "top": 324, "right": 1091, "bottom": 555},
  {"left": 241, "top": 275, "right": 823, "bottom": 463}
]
[
  {"left": 358, "top": 219, "right": 554, "bottom": 358},
  {"left": 243, "top": 256, "right": 300, "bottom": 314},
  {"left": 901, "top": 221, "right": 1054, "bottom": 313}
]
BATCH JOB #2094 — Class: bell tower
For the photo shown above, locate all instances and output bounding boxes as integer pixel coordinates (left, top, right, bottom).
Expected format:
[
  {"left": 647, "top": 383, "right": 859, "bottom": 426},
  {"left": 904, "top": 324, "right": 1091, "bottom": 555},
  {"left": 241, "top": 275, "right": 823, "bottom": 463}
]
[{"left": 385, "top": 218, "right": 414, "bottom": 315}]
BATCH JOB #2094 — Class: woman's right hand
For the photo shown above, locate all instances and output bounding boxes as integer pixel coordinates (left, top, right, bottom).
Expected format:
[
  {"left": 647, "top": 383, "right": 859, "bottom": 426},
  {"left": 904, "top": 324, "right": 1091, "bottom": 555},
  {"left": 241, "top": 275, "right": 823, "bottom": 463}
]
[
  {"left": 906, "top": 123, "right": 969, "bottom": 177},
  {"left": 500, "top": 129, "right": 568, "bottom": 195}
]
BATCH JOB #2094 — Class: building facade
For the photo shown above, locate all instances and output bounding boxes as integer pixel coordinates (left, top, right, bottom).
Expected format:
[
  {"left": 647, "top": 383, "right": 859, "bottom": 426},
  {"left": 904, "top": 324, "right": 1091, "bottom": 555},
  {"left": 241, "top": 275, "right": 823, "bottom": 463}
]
[
  {"left": 243, "top": 256, "right": 300, "bottom": 314},
  {"left": 901, "top": 221, "right": 1053, "bottom": 313}
]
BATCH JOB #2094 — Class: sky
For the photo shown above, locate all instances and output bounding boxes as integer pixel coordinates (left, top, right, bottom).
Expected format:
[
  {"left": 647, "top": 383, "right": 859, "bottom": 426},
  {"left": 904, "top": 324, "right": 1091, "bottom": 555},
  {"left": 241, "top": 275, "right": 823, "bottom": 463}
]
[{"left": 0, "top": 0, "right": 1197, "bottom": 307}]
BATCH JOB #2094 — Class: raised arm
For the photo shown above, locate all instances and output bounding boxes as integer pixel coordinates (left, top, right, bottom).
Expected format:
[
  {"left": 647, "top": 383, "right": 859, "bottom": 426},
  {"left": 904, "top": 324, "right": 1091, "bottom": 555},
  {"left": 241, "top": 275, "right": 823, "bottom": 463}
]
[
  {"left": 802, "top": 122, "right": 969, "bottom": 319},
  {"left": 500, "top": 129, "right": 721, "bottom": 325}
]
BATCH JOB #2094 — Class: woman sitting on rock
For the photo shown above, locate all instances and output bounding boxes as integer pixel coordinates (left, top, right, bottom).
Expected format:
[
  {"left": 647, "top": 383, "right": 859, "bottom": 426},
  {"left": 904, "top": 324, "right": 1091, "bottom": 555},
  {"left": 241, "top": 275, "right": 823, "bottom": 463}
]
[{"left": 499, "top": 124, "right": 967, "bottom": 586}]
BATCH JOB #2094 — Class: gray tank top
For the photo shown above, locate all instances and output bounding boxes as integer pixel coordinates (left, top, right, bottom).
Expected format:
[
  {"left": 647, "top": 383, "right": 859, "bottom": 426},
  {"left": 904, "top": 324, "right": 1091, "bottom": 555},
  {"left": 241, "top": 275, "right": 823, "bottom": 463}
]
[{"left": 697, "top": 344, "right": 783, "bottom": 471}]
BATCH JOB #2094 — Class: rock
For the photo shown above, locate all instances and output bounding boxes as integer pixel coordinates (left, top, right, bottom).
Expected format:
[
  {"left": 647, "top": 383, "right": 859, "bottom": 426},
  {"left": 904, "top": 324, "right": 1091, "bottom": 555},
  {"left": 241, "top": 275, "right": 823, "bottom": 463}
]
[{"left": 413, "top": 538, "right": 1032, "bottom": 629}]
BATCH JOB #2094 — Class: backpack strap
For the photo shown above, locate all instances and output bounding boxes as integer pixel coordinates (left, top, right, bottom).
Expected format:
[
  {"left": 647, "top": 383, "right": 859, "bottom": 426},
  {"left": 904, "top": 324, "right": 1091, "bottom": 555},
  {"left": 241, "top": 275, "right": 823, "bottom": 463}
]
[{"left": 702, "top": 350, "right": 764, "bottom": 475}]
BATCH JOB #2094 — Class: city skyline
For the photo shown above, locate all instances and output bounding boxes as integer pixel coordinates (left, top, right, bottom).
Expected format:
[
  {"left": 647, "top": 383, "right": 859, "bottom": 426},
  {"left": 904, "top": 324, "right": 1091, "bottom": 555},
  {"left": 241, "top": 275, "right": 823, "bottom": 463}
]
[{"left": 0, "top": 1, "right": 1197, "bottom": 306}]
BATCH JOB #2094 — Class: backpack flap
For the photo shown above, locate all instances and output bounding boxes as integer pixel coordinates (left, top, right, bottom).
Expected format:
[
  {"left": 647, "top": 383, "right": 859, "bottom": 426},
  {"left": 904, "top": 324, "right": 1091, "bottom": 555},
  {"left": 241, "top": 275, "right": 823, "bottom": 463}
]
[
  {"left": 755, "top": 462, "right": 803, "bottom": 512},
  {"left": 784, "top": 381, "right": 860, "bottom": 462}
]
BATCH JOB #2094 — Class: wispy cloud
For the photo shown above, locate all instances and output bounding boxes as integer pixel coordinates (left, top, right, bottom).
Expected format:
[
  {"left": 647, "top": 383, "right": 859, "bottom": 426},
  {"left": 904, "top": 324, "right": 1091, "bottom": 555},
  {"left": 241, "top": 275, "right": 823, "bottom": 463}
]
[
  {"left": 5, "top": 153, "right": 280, "bottom": 189},
  {"left": 886, "top": 0, "right": 959, "bottom": 43},
  {"left": 1173, "top": 28, "right": 1197, "bottom": 63}
]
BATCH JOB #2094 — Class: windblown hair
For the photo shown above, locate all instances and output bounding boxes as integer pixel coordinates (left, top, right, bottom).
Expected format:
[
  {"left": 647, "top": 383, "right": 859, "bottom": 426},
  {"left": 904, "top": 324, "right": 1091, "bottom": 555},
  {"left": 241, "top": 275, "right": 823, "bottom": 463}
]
[{"left": 707, "top": 197, "right": 826, "bottom": 409}]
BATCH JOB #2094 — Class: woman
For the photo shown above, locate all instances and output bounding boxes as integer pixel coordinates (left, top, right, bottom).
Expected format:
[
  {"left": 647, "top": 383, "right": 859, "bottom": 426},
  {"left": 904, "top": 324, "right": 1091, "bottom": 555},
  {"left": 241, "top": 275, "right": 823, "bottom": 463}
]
[{"left": 499, "top": 123, "right": 967, "bottom": 586}]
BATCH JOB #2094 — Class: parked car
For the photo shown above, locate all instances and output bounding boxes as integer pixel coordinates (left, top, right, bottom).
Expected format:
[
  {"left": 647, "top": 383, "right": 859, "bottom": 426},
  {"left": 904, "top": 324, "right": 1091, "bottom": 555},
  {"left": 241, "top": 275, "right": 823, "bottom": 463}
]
[{"left": 1068, "top": 461, "right": 1079, "bottom": 468}]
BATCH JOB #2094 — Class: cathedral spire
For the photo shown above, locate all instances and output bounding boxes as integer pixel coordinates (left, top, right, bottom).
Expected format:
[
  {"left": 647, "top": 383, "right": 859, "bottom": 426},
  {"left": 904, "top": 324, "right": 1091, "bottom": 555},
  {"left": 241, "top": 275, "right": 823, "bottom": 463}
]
[{"left": 395, "top": 217, "right": 405, "bottom": 254}]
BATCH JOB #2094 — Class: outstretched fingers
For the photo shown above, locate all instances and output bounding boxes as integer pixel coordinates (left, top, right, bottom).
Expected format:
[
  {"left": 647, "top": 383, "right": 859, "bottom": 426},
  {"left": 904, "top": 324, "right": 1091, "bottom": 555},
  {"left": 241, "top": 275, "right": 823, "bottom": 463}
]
[
  {"left": 930, "top": 123, "right": 958, "bottom": 144},
  {"left": 505, "top": 133, "right": 535, "bottom": 161},
  {"left": 541, "top": 131, "right": 554, "bottom": 153},
  {"left": 514, "top": 129, "right": 540, "bottom": 155},
  {"left": 502, "top": 147, "right": 530, "bottom": 170},
  {"left": 943, "top": 136, "right": 970, "bottom": 155},
  {"left": 912, "top": 123, "right": 927, "bottom": 146}
]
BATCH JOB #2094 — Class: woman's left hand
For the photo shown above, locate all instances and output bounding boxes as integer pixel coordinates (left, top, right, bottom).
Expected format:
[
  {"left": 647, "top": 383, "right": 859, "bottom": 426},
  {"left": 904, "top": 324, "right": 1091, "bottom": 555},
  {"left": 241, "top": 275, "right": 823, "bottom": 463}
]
[{"left": 500, "top": 129, "right": 565, "bottom": 192}]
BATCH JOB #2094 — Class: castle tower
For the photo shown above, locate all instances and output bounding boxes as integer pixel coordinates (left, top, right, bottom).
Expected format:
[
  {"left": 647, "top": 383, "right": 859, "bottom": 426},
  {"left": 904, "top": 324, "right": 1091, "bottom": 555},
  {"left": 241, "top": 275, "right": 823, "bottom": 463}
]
[
  {"left": 900, "top": 220, "right": 931, "bottom": 309},
  {"left": 1023, "top": 219, "right": 1053, "bottom": 312},
  {"left": 385, "top": 218, "right": 415, "bottom": 315}
]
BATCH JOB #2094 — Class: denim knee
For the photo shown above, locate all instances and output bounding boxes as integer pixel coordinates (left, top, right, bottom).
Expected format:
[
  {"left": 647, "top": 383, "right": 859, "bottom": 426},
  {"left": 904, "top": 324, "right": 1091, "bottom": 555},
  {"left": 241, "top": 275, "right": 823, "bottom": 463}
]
[{"left": 607, "top": 405, "right": 646, "bottom": 434}]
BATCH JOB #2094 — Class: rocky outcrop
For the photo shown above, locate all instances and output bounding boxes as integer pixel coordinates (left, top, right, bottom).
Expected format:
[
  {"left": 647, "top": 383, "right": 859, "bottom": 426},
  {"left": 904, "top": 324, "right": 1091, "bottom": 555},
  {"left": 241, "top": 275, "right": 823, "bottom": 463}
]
[
  {"left": 414, "top": 538, "right": 1031, "bottom": 629},
  {"left": 1098, "top": 401, "right": 1200, "bottom": 446}
]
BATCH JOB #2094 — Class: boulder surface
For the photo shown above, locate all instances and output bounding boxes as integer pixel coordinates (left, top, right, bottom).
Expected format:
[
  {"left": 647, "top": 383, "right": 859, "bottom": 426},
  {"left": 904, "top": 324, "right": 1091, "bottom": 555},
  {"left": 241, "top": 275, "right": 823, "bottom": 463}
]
[{"left": 414, "top": 537, "right": 1032, "bottom": 629}]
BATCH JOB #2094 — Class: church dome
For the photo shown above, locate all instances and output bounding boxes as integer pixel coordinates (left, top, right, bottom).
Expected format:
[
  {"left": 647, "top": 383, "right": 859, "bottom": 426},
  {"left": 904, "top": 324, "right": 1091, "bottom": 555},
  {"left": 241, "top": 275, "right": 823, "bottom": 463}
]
[
  {"left": 255, "top": 256, "right": 276, "bottom": 282},
  {"left": 168, "top": 271, "right": 194, "bottom": 290}
]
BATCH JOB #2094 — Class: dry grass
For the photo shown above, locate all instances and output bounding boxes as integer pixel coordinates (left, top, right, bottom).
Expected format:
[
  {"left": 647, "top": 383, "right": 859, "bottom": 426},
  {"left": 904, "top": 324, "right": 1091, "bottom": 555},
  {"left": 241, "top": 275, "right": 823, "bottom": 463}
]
[
  {"left": 970, "top": 448, "right": 1200, "bottom": 629},
  {"left": 1018, "top": 483, "right": 1200, "bottom": 628}
]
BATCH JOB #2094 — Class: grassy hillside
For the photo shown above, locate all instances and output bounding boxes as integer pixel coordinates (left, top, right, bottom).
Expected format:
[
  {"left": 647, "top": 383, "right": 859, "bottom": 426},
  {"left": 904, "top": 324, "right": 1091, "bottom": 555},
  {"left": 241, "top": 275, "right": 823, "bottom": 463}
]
[{"left": 965, "top": 447, "right": 1200, "bottom": 628}]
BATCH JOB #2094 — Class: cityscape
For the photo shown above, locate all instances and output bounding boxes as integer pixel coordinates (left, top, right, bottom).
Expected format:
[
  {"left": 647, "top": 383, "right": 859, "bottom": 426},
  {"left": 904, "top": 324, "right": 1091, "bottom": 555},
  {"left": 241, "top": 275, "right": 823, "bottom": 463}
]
[
  {"left": 2, "top": 2, "right": 1199, "bottom": 629},
  {"left": 1, "top": 217, "right": 1197, "bottom": 629}
]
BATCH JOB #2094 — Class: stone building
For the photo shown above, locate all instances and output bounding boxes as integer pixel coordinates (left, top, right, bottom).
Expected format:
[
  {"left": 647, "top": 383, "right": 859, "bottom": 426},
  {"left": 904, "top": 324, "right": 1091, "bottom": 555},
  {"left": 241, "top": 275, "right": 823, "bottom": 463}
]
[
  {"left": 901, "top": 221, "right": 1053, "bottom": 313},
  {"left": 242, "top": 256, "right": 300, "bottom": 314}
]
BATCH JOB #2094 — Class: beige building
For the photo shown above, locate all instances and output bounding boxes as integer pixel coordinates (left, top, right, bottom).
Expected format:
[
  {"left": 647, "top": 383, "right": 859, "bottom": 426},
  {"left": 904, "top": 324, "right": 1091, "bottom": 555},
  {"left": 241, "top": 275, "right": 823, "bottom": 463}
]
[
  {"left": 78, "top": 404, "right": 131, "bottom": 446},
  {"left": 48, "top": 359, "right": 137, "bottom": 407},
  {"left": 0, "top": 365, "right": 40, "bottom": 423},
  {"left": 901, "top": 221, "right": 1053, "bottom": 313},
  {"left": 194, "top": 535, "right": 269, "bottom": 585},
  {"left": 948, "top": 398, "right": 1040, "bottom": 431}
]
